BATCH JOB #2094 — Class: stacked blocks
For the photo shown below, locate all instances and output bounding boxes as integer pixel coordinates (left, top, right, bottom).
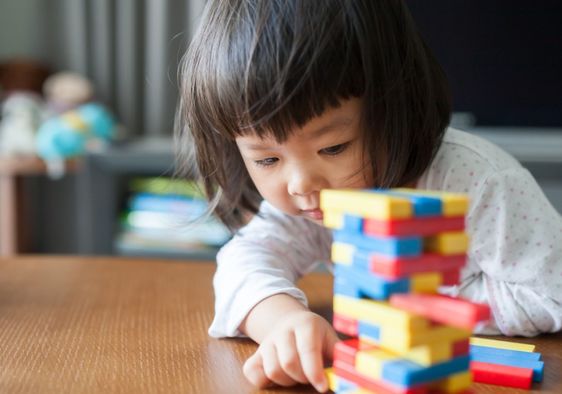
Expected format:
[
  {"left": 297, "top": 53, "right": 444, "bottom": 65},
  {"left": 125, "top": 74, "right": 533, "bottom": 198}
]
[
  {"left": 320, "top": 188, "right": 491, "bottom": 393},
  {"left": 469, "top": 337, "right": 544, "bottom": 389}
]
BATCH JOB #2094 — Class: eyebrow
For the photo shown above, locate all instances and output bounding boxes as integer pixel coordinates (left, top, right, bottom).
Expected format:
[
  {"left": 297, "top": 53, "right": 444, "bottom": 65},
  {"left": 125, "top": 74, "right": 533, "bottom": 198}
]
[{"left": 239, "top": 117, "right": 354, "bottom": 151}]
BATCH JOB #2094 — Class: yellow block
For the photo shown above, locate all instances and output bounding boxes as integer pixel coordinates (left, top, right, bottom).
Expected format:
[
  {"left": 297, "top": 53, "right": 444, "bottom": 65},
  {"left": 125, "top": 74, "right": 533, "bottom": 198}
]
[
  {"left": 410, "top": 272, "right": 442, "bottom": 293},
  {"left": 378, "top": 325, "right": 471, "bottom": 353},
  {"left": 425, "top": 231, "right": 469, "bottom": 255},
  {"left": 394, "top": 188, "right": 469, "bottom": 217},
  {"left": 432, "top": 370, "right": 472, "bottom": 393},
  {"left": 470, "top": 337, "right": 536, "bottom": 352},
  {"left": 331, "top": 242, "right": 354, "bottom": 265},
  {"left": 325, "top": 368, "right": 338, "bottom": 392},
  {"left": 403, "top": 342, "right": 452, "bottom": 366},
  {"left": 358, "top": 337, "right": 455, "bottom": 367},
  {"left": 320, "top": 189, "right": 413, "bottom": 220},
  {"left": 334, "top": 295, "right": 428, "bottom": 331},
  {"left": 323, "top": 210, "right": 344, "bottom": 229},
  {"left": 356, "top": 348, "right": 400, "bottom": 379}
]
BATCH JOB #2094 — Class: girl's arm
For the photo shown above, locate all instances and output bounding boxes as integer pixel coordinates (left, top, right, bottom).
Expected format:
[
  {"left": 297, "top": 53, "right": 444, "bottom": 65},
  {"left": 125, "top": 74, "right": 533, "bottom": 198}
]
[
  {"left": 208, "top": 201, "right": 331, "bottom": 338},
  {"left": 208, "top": 201, "right": 335, "bottom": 391}
]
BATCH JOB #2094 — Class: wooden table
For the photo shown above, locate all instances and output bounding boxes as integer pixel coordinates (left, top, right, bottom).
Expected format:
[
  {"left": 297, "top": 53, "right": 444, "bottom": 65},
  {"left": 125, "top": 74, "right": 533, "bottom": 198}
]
[{"left": 0, "top": 257, "right": 560, "bottom": 393}]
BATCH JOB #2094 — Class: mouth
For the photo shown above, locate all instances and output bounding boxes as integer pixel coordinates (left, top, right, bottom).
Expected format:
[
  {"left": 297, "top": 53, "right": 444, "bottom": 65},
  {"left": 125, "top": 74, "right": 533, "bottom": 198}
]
[{"left": 300, "top": 208, "right": 323, "bottom": 221}]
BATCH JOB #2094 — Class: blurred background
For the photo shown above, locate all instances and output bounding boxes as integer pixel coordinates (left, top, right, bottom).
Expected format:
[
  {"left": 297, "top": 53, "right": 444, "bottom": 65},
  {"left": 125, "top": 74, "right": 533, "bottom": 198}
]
[{"left": 0, "top": 0, "right": 560, "bottom": 259}]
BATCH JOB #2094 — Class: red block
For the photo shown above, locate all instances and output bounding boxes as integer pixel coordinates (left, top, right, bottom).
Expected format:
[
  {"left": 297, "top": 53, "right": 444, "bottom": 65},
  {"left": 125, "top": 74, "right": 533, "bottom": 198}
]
[
  {"left": 389, "top": 293, "right": 490, "bottom": 330},
  {"left": 333, "top": 313, "right": 358, "bottom": 337},
  {"left": 471, "top": 361, "right": 533, "bottom": 389},
  {"left": 441, "top": 268, "right": 461, "bottom": 286},
  {"left": 452, "top": 338, "right": 470, "bottom": 357},
  {"left": 364, "top": 215, "right": 465, "bottom": 237},
  {"left": 370, "top": 253, "right": 466, "bottom": 280},
  {"left": 334, "top": 338, "right": 376, "bottom": 365},
  {"left": 334, "top": 359, "right": 429, "bottom": 394}
]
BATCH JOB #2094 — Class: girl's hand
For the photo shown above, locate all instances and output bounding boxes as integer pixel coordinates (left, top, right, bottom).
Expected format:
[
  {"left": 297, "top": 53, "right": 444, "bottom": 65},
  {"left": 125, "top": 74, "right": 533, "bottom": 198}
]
[{"left": 242, "top": 310, "right": 339, "bottom": 392}]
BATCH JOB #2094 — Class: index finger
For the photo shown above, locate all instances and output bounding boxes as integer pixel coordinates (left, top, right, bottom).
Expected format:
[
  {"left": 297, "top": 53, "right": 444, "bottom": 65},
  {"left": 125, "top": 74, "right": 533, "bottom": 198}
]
[{"left": 294, "top": 326, "right": 328, "bottom": 392}]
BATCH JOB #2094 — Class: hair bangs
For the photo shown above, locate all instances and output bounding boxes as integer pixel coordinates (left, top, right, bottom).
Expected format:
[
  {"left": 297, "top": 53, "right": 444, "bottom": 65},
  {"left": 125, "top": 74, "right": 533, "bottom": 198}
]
[{"left": 192, "top": 0, "right": 366, "bottom": 143}]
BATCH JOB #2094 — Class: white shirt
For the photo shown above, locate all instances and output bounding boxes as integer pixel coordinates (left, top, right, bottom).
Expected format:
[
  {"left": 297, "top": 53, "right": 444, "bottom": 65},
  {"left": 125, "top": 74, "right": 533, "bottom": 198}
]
[{"left": 208, "top": 128, "right": 562, "bottom": 338}]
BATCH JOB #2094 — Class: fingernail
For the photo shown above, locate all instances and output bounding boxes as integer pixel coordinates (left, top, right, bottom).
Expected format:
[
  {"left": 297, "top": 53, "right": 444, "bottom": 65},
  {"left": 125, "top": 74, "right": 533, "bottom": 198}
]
[{"left": 315, "top": 381, "right": 327, "bottom": 392}]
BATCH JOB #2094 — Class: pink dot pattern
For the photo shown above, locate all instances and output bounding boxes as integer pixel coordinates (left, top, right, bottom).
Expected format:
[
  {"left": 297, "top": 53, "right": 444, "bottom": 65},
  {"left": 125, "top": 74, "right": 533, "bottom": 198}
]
[{"left": 417, "top": 128, "right": 562, "bottom": 336}]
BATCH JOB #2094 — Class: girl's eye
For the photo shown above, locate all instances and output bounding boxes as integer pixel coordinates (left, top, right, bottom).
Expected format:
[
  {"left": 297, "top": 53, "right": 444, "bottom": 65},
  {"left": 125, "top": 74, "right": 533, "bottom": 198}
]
[
  {"left": 320, "top": 142, "right": 350, "bottom": 156},
  {"left": 254, "top": 157, "right": 279, "bottom": 167}
]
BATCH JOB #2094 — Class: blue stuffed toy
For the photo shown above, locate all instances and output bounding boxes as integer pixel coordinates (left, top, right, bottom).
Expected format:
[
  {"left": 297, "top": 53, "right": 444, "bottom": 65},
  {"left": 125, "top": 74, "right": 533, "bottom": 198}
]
[{"left": 36, "top": 103, "right": 115, "bottom": 177}]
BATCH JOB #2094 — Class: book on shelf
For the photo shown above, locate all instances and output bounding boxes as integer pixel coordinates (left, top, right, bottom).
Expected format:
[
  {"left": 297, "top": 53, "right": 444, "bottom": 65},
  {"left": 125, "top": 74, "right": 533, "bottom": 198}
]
[{"left": 116, "top": 177, "right": 231, "bottom": 258}]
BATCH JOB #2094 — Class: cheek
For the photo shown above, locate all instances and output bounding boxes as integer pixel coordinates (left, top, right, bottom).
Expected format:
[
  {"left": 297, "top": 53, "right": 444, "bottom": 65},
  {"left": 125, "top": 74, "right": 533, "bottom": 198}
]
[
  {"left": 332, "top": 149, "right": 373, "bottom": 189},
  {"left": 245, "top": 165, "right": 284, "bottom": 199}
]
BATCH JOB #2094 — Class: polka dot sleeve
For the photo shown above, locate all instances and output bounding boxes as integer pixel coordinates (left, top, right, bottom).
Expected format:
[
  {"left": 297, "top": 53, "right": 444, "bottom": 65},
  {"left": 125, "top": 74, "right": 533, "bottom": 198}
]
[{"left": 463, "top": 167, "right": 562, "bottom": 336}]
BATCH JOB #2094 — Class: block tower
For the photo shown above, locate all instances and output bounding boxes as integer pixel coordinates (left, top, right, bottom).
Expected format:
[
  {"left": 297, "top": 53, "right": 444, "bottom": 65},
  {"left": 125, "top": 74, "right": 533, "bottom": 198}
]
[{"left": 320, "top": 188, "right": 491, "bottom": 394}]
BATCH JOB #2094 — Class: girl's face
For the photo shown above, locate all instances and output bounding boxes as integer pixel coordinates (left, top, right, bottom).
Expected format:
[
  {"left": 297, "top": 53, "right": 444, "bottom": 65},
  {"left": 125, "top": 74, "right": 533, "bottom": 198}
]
[{"left": 236, "top": 98, "right": 373, "bottom": 224}]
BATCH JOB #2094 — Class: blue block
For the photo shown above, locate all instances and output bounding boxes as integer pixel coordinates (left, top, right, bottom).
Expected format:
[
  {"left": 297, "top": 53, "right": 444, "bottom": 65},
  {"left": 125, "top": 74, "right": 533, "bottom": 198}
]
[
  {"left": 470, "top": 345, "right": 541, "bottom": 361},
  {"left": 358, "top": 320, "right": 381, "bottom": 340},
  {"left": 342, "top": 214, "right": 363, "bottom": 233},
  {"left": 370, "top": 189, "right": 443, "bottom": 217},
  {"left": 352, "top": 248, "right": 371, "bottom": 270},
  {"left": 336, "top": 377, "right": 357, "bottom": 392},
  {"left": 333, "top": 230, "right": 421, "bottom": 257},
  {"left": 335, "top": 264, "right": 409, "bottom": 300},
  {"left": 382, "top": 355, "right": 470, "bottom": 387},
  {"left": 334, "top": 277, "right": 362, "bottom": 298},
  {"left": 470, "top": 352, "right": 544, "bottom": 382}
]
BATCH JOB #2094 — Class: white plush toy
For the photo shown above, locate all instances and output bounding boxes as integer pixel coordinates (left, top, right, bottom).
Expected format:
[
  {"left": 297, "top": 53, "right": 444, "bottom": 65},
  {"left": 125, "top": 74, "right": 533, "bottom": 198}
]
[{"left": 0, "top": 93, "right": 45, "bottom": 156}]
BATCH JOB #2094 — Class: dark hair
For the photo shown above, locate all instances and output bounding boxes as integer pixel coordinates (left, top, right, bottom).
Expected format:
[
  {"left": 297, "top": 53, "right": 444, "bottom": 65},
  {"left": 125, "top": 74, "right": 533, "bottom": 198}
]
[{"left": 175, "top": 0, "right": 451, "bottom": 230}]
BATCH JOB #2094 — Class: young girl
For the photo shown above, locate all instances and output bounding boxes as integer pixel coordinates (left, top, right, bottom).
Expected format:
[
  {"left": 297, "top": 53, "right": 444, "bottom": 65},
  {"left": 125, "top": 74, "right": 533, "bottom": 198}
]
[{"left": 175, "top": 0, "right": 562, "bottom": 392}]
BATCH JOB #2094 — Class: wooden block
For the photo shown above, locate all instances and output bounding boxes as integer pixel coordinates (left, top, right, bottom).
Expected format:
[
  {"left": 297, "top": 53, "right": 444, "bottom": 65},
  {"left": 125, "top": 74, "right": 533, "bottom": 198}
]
[
  {"left": 326, "top": 368, "right": 361, "bottom": 392},
  {"left": 375, "top": 189, "right": 443, "bottom": 216},
  {"left": 470, "top": 361, "right": 533, "bottom": 389},
  {"left": 469, "top": 337, "right": 536, "bottom": 352},
  {"left": 334, "top": 339, "right": 377, "bottom": 365},
  {"left": 364, "top": 215, "right": 465, "bottom": 237},
  {"left": 359, "top": 252, "right": 466, "bottom": 280},
  {"left": 470, "top": 352, "right": 544, "bottom": 382},
  {"left": 389, "top": 294, "right": 491, "bottom": 330},
  {"left": 393, "top": 188, "right": 469, "bottom": 217},
  {"left": 358, "top": 320, "right": 381, "bottom": 341},
  {"left": 344, "top": 335, "right": 469, "bottom": 372},
  {"left": 356, "top": 348, "right": 400, "bottom": 380},
  {"left": 343, "top": 214, "right": 364, "bottom": 232},
  {"left": 441, "top": 268, "right": 461, "bottom": 286},
  {"left": 376, "top": 325, "right": 472, "bottom": 353},
  {"left": 334, "top": 276, "right": 363, "bottom": 298},
  {"left": 469, "top": 345, "right": 541, "bottom": 361},
  {"left": 452, "top": 339, "right": 470, "bottom": 357},
  {"left": 334, "top": 230, "right": 422, "bottom": 257},
  {"left": 324, "top": 210, "right": 344, "bottom": 229},
  {"left": 332, "top": 242, "right": 355, "bottom": 265},
  {"left": 334, "top": 264, "right": 410, "bottom": 300},
  {"left": 325, "top": 367, "right": 338, "bottom": 391},
  {"left": 333, "top": 295, "right": 429, "bottom": 331},
  {"left": 425, "top": 232, "right": 469, "bottom": 255},
  {"left": 402, "top": 342, "right": 453, "bottom": 367},
  {"left": 358, "top": 322, "right": 471, "bottom": 355},
  {"left": 333, "top": 313, "right": 359, "bottom": 337},
  {"left": 409, "top": 272, "right": 441, "bottom": 294},
  {"left": 381, "top": 355, "right": 470, "bottom": 388},
  {"left": 320, "top": 189, "right": 413, "bottom": 220},
  {"left": 431, "top": 370, "right": 472, "bottom": 393},
  {"left": 333, "top": 359, "right": 429, "bottom": 394}
]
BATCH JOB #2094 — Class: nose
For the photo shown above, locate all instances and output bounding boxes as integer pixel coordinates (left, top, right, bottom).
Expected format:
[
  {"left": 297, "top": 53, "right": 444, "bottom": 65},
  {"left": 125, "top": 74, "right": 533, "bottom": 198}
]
[{"left": 287, "top": 166, "right": 325, "bottom": 197}]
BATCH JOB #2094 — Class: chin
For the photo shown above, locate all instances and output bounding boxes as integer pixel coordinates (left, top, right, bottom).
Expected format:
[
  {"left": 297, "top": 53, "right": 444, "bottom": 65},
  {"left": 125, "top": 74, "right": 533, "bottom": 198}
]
[{"left": 303, "top": 216, "right": 325, "bottom": 227}]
